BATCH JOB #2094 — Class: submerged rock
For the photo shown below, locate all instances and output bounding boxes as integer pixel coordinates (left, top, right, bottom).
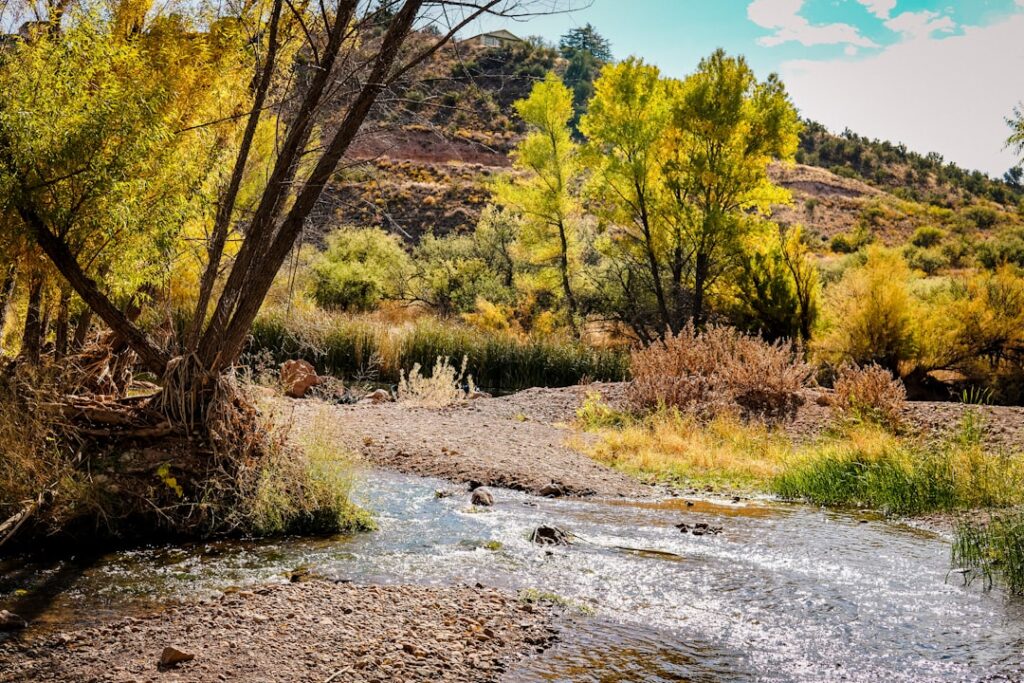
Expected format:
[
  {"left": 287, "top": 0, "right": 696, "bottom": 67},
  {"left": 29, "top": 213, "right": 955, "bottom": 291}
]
[
  {"left": 676, "top": 521, "right": 722, "bottom": 536},
  {"left": 529, "top": 525, "right": 571, "bottom": 546},
  {"left": 0, "top": 610, "right": 27, "bottom": 630},
  {"left": 471, "top": 488, "right": 494, "bottom": 507}
]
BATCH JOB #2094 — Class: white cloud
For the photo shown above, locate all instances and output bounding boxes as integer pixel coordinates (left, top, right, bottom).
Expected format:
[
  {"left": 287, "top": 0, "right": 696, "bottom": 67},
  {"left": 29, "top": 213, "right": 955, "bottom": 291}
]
[
  {"left": 857, "top": 0, "right": 897, "bottom": 20},
  {"left": 844, "top": 45, "right": 859, "bottom": 56},
  {"left": 884, "top": 10, "right": 956, "bottom": 40},
  {"left": 779, "top": 13, "right": 1024, "bottom": 175},
  {"left": 747, "top": 0, "right": 878, "bottom": 48}
]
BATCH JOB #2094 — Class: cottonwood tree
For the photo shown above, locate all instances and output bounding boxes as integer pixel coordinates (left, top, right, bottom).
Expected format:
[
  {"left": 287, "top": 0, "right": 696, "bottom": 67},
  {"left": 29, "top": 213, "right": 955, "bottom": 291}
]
[
  {"left": 1, "top": 0, "right": 570, "bottom": 425},
  {"left": 663, "top": 49, "right": 800, "bottom": 327},
  {"left": 580, "top": 58, "right": 686, "bottom": 337},
  {"left": 496, "top": 72, "right": 583, "bottom": 334}
]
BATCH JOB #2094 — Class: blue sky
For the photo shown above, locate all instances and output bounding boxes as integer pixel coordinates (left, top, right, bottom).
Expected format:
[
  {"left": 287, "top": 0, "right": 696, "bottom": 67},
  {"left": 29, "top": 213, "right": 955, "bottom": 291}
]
[{"left": 469, "top": 0, "right": 1024, "bottom": 177}]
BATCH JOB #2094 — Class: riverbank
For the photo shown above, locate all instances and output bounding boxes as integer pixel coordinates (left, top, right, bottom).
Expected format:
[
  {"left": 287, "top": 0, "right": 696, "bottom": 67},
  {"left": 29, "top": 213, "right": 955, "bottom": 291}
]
[
  {"left": 0, "top": 580, "right": 557, "bottom": 682},
  {"left": 281, "top": 382, "right": 1024, "bottom": 501}
]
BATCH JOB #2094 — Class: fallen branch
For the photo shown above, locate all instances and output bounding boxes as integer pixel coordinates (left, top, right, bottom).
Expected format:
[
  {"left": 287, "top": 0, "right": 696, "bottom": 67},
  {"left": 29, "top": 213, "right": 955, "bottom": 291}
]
[{"left": 0, "top": 490, "right": 53, "bottom": 551}]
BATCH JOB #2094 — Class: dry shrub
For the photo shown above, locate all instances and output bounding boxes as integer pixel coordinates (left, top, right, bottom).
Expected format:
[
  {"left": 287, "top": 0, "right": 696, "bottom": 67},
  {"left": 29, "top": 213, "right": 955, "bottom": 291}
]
[
  {"left": 831, "top": 364, "right": 907, "bottom": 430},
  {"left": 628, "top": 324, "right": 812, "bottom": 422},
  {"left": 398, "top": 355, "right": 474, "bottom": 407}
]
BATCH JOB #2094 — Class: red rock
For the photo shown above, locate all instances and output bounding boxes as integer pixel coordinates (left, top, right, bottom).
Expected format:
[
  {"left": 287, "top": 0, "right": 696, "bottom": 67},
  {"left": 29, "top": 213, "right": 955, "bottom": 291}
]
[{"left": 280, "top": 360, "right": 320, "bottom": 398}]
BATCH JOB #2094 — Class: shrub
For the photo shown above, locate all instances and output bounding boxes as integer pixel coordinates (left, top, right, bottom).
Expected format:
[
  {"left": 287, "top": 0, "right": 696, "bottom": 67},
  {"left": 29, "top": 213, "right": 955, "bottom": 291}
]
[
  {"left": 398, "top": 355, "right": 474, "bottom": 407},
  {"left": 910, "top": 225, "right": 945, "bottom": 248},
  {"left": 312, "top": 228, "right": 411, "bottom": 312},
  {"left": 831, "top": 364, "right": 906, "bottom": 431},
  {"left": 903, "top": 245, "right": 949, "bottom": 275},
  {"left": 815, "top": 247, "right": 921, "bottom": 375},
  {"left": 628, "top": 324, "right": 812, "bottom": 422}
]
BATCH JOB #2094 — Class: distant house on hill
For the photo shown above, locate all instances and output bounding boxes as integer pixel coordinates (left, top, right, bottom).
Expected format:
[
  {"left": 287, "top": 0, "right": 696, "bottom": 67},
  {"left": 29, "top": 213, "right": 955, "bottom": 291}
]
[{"left": 461, "top": 29, "right": 523, "bottom": 49}]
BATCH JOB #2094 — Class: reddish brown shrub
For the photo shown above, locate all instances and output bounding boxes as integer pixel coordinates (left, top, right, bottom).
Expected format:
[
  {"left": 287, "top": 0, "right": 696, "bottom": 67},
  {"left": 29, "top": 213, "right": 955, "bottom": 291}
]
[
  {"left": 831, "top": 363, "right": 907, "bottom": 430},
  {"left": 628, "top": 325, "right": 813, "bottom": 422}
]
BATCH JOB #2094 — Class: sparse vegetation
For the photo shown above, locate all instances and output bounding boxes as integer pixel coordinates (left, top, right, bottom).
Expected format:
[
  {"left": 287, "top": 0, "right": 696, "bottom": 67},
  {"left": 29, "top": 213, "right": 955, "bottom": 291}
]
[{"left": 831, "top": 364, "right": 907, "bottom": 431}]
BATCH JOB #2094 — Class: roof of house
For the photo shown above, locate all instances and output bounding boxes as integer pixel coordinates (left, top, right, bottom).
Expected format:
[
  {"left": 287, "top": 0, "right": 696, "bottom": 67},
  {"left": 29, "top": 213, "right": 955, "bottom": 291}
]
[{"left": 462, "top": 29, "right": 522, "bottom": 43}]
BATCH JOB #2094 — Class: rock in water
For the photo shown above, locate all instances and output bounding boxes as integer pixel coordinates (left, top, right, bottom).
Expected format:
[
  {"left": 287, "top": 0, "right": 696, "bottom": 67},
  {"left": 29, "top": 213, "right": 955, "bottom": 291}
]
[
  {"left": 539, "top": 482, "right": 567, "bottom": 498},
  {"left": 280, "top": 359, "right": 320, "bottom": 398},
  {"left": 158, "top": 646, "right": 195, "bottom": 669},
  {"left": 529, "top": 525, "right": 571, "bottom": 546},
  {"left": 471, "top": 488, "right": 494, "bottom": 507},
  {"left": 0, "top": 611, "right": 27, "bottom": 631}
]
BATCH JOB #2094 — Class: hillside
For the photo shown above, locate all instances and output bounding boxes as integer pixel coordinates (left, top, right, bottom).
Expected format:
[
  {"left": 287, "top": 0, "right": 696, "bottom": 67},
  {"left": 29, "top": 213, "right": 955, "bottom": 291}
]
[{"left": 322, "top": 37, "right": 1023, "bottom": 253}]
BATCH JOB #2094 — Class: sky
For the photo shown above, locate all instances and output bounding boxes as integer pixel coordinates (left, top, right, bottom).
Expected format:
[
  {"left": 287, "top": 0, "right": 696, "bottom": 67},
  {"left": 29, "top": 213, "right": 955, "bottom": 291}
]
[{"left": 469, "top": 0, "right": 1024, "bottom": 177}]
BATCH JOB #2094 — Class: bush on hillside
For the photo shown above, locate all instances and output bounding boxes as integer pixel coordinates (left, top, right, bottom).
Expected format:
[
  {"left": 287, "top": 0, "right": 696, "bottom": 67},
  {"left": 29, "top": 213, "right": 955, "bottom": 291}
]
[{"left": 628, "top": 324, "right": 812, "bottom": 422}]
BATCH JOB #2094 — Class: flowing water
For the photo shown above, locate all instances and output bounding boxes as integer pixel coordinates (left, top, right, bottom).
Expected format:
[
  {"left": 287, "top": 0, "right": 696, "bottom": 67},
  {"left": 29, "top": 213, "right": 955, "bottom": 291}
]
[{"left": 3, "top": 470, "right": 1023, "bottom": 682}]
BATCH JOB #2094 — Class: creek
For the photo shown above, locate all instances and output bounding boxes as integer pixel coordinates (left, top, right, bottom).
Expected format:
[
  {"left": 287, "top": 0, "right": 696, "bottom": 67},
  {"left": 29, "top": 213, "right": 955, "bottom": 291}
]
[{"left": 2, "top": 470, "right": 1023, "bottom": 682}]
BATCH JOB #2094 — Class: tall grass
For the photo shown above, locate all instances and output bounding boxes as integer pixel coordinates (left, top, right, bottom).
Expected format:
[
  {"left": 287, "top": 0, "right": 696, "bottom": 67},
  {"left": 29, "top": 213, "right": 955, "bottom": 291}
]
[
  {"left": 953, "top": 513, "right": 1024, "bottom": 595},
  {"left": 773, "top": 414, "right": 1024, "bottom": 515},
  {"left": 248, "top": 310, "right": 629, "bottom": 391}
]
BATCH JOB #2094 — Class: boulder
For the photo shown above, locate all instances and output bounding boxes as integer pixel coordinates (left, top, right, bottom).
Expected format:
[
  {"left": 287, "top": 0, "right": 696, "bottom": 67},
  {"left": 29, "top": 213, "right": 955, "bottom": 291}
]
[
  {"left": 471, "top": 487, "right": 494, "bottom": 507},
  {"left": 529, "top": 525, "right": 571, "bottom": 546},
  {"left": 280, "top": 360, "right": 320, "bottom": 398}
]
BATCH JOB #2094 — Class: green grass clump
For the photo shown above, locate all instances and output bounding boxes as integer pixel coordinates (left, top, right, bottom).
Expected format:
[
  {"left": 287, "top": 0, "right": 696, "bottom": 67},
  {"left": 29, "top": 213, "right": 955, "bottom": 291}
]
[
  {"left": 772, "top": 416, "right": 1024, "bottom": 516},
  {"left": 249, "top": 311, "right": 628, "bottom": 392},
  {"left": 248, "top": 407, "right": 375, "bottom": 535},
  {"left": 953, "top": 512, "right": 1024, "bottom": 595}
]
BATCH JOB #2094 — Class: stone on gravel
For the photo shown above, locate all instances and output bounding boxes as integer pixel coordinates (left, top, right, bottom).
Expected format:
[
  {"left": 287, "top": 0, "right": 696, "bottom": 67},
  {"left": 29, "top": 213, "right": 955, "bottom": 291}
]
[
  {"left": 280, "top": 360, "right": 320, "bottom": 398},
  {"left": 361, "top": 388, "right": 391, "bottom": 404},
  {"left": 471, "top": 488, "right": 494, "bottom": 507},
  {"left": 158, "top": 646, "right": 195, "bottom": 668},
  {"left": 529, "top": 526, "right": 571, "bottom": 546}
]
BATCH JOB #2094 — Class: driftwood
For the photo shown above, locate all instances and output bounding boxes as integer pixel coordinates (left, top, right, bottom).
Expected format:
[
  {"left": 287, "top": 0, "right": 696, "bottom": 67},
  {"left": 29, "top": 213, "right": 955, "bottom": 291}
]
[{"left": 0, "top": 490, "right": 52, "bottom": 550}]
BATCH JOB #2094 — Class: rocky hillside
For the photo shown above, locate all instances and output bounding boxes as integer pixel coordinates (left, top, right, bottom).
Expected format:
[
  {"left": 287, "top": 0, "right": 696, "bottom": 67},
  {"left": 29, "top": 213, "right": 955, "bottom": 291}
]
[{"left": 322, "top": 37, "right": 1023, "bottom": 250}]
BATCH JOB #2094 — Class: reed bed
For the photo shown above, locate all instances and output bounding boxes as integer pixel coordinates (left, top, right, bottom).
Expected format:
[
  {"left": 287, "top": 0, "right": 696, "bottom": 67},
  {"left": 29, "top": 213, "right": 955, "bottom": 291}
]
[{"left": 248, "top": 310, "right": 629, "bottom": 392}]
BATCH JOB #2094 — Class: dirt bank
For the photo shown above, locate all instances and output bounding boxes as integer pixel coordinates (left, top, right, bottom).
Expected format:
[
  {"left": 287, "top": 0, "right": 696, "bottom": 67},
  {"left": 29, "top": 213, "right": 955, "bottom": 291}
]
[
  {"left": 0, "top": 581, "right": 557, "bottom": 683},
  {"left": 284, "top": 383, "right": 652, "bottom": 499}
]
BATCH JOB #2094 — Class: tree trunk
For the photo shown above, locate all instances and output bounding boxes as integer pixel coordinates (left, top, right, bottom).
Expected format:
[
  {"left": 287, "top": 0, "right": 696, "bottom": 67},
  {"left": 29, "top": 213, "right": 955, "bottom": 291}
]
[
  {"left": 55, "top": 287, "right": 70, "bottom": 359},
  {"left": 556, "top": 219, "right": 579, "bottom": 337},
  {"left": 692, "top": 252, "right": 709, "bottom": 329},
  {"left": 20, "top": 272, "right": 44, "bottom": 365},
  {"left": 71, "top": 308, "right": 93, "bottom": 351},
  {"left": 0, "top": 263, "right": 16, "bottom": 339}
]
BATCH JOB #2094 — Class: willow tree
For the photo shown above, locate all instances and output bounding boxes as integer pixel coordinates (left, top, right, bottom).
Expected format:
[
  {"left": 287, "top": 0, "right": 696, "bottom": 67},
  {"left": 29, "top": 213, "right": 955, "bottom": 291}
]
[
  {"left": 2, "top": 0, "right": 563, "bottom": 416},
  {"left": 496, "top": 72, "right": 583, "bottom": 334}
]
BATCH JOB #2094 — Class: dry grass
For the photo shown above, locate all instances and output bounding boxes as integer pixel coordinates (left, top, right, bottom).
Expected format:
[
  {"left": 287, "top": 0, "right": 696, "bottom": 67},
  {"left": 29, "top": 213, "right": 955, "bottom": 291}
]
[
  {"left": 627, "top": 324, "right": 812, "bottom": 422},
  {"left": 575, "top": 396, "right": 793, "bottom": 491},
  {"left": 398, "top": 355, "right": 474, "bottom": 407},
  {"left": 831, "top": 363, "right": 907, "bottom": 430}
]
